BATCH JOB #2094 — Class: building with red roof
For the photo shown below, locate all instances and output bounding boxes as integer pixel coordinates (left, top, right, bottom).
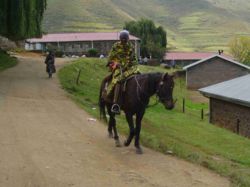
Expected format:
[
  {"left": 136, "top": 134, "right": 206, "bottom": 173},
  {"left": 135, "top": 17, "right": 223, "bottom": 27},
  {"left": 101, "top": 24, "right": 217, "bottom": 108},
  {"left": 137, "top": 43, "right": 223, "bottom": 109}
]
[
  {"left": 25, "top": 32, "right": 140, "bottom": 56},
  {"left": 163, "top": 51, "right": 231, "bottom": 67}
]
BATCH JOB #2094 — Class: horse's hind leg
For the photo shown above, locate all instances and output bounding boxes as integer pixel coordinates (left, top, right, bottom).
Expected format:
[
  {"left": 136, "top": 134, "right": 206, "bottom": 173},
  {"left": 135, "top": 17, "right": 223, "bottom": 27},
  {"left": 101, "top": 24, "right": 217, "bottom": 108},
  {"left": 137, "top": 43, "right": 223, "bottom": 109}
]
[
  {"left": 107, "top": 106, "right": 121, "bottom": 147},
  {"left": 134, "top": 111, "right": 145, "bottom": 154},
  {"left": 124, "top": 113, "right": 135, "bottom": 147}
]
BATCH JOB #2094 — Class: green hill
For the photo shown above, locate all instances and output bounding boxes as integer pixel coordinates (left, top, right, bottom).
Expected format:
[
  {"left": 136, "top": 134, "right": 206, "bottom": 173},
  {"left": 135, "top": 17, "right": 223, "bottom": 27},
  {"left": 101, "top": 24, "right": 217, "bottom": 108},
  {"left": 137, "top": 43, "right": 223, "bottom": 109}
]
[{"left": 42, "top": 0, "right": 250, "bottom": 51}]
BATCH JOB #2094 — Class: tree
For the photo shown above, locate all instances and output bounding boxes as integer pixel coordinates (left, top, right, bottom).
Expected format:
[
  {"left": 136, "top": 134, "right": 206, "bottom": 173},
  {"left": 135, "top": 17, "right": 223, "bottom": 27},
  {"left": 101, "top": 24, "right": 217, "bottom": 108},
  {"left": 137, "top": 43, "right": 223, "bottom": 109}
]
[
  {"left": 0, "top": 0, "right": 47, "bottom": 40},
  {"left": 124, "top": 19, "right": 167, "bottom": 59},
  {"left": 229, "top": 36, "right": 250, "bottom": 65}
]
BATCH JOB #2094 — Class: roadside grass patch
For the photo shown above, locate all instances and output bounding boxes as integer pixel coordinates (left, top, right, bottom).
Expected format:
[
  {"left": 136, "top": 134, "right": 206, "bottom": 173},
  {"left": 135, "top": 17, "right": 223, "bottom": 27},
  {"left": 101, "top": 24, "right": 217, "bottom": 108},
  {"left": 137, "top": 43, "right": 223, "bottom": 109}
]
[
  {"left": 59, "top": 58, "right": 250, "bottom": 187},
  {"left": 0, "top": 51, "right": 18, "bottom": 71}
]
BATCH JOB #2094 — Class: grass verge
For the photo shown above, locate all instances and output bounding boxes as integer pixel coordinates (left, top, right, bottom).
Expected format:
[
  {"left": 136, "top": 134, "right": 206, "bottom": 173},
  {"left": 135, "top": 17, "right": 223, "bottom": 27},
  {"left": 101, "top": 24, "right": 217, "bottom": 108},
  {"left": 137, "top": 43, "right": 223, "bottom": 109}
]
[
  {"left": 0, "top": 51, "right": 18, "bottom": 71},
  {"left": 58, "top": 58, "right": 250, "bottom": 187}
]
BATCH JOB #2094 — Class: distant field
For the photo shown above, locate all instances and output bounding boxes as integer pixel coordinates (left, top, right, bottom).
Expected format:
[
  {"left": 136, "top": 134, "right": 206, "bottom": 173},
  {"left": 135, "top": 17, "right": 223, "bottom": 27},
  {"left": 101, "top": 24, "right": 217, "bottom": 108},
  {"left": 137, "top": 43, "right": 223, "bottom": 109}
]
[
  {"left": 43, "top": 0, "right": 250, "bottom": 52},
  {"left": 59, "top": 58, "right": 250, "bottom": 186}
]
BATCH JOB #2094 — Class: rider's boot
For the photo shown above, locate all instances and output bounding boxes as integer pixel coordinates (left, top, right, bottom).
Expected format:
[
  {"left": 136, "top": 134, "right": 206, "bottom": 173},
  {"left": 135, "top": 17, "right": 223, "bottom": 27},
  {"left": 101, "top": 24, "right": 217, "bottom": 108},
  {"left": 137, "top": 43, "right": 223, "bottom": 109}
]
[{"left": 111, "top": 84, "right": 121, "bottom": 115}]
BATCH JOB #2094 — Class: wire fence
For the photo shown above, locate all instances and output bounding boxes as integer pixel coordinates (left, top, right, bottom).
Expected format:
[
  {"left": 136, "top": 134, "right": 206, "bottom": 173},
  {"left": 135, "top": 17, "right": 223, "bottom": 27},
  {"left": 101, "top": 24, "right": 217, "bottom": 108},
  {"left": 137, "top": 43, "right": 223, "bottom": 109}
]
[{"left": 175, "top": 97, "right": 210, "bottom": 121}]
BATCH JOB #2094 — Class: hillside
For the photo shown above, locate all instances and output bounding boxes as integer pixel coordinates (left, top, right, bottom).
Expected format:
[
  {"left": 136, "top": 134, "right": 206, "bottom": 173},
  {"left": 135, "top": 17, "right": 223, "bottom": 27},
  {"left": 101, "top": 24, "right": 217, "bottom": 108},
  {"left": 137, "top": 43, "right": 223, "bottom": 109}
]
[{"left": 42, "top": 0, "right": 250, "bottom": 51}]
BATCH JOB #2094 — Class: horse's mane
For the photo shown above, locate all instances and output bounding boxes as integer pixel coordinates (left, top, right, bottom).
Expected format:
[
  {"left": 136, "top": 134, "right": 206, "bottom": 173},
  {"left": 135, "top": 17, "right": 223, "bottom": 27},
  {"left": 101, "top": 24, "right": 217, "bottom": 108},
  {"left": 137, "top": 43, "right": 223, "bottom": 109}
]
[
  {"left": 137, "top": 72, "right": 162, "bottom": 78},
  {"left": 136, "top": 72, "right": 163, "bottom": 90},
  {"left": 124, "top": 72, "right": 163, "bottom": 99}
]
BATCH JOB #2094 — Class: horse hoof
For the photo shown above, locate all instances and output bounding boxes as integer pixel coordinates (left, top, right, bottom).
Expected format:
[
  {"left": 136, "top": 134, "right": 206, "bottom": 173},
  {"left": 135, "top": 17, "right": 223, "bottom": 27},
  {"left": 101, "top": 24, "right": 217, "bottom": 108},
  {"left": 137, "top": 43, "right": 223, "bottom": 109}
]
[
  {"left": 108, "top": 132, "right": 113, "bottom": 138},
  {"left": 124, "top": 140, "right": 130, "bottom": 147},
  {"left": 136, "top": 147, "right": 143, "bottom": 154},
  {"left": 115, "top": 140, "right": 122, "bottom": 147}
]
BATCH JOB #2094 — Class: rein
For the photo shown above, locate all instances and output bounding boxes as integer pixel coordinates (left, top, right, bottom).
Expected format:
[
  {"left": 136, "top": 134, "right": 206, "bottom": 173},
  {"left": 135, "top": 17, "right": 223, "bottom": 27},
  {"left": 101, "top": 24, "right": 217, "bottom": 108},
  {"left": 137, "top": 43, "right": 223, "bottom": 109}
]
[{"left": 134, "top": 74, "right": 164, "bottom": 108}]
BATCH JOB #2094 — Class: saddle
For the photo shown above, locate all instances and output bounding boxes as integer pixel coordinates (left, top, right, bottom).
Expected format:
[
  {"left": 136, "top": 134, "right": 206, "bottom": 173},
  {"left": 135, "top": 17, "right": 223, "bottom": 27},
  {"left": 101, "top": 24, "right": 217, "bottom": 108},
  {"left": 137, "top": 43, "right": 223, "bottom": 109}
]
[{"left": 101, "top": 74, "right": 136, "bottom": 105}]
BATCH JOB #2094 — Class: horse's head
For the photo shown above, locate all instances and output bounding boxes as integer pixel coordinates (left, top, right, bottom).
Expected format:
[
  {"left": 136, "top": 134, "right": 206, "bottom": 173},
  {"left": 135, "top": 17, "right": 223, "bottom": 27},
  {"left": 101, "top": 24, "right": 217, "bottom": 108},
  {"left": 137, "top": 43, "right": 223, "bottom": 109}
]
[{"left": 156, "top": 73, "right": 176, "bottom": 110}]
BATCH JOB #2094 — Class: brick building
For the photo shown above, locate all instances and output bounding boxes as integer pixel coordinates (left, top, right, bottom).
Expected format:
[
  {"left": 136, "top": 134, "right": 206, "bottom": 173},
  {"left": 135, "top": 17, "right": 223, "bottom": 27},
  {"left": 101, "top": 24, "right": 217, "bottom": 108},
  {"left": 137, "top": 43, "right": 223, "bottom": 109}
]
[
  {"left": 163, "top": 51, "right": 232, "bottom": 67},
  {"left": 25, "top": 32, "right": 140, "bottom": 56},
  {"left": 183, "top": 55, "right": 250, "bottom": 89},
  {"left": 163, "top": 52, "right": 216, "bottom": 67},
  {"left": 199, "top": 74, "right": 250, "bottom": 137}
]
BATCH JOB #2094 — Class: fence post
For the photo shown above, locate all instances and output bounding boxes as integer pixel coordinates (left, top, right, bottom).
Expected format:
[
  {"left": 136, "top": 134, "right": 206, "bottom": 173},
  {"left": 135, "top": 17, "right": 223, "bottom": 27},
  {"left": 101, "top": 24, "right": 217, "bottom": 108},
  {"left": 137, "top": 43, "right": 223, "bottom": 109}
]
[
  {"left": 236, "top": 119, "right": 240, "bottom": 134},
  {"left": 182, "top": 98, "right": 185, "bottom": 113},
  {"left": 201, "top": 108, "right": 204, "bottom": 120},
  {"left": 76, "top": 69, "right": 82, "bottom": 85}
]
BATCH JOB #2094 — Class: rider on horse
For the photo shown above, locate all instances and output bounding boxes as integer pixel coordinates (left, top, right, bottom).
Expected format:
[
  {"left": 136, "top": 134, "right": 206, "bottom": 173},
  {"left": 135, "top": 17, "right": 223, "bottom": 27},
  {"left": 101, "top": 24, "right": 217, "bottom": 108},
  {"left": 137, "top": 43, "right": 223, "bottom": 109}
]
[{"left": 106, "top": 30, "right": 140, "bottom": 114}]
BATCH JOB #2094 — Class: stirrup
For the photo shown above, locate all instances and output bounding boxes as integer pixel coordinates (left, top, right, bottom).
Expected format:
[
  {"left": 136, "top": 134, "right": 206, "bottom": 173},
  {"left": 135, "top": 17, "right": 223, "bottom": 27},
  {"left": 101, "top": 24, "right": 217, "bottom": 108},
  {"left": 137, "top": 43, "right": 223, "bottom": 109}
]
[{"left": 111, "top": 104, "right": 120, "bottom": 114}]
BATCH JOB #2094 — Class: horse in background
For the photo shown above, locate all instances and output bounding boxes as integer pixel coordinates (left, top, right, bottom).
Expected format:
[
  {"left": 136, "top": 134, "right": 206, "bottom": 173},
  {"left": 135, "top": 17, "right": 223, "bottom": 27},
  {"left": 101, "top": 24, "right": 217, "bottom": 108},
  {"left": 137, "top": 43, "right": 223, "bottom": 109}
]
[{"left": 99, "top": 72, "right": 176, "bottom": 154}]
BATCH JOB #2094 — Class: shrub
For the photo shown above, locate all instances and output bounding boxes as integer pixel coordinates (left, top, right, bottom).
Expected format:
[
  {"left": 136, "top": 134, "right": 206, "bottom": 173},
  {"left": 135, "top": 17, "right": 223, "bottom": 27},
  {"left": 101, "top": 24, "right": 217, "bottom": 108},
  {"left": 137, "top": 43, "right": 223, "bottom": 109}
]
[
  {"left": 87, "top": 48, "right": 98, "bottom": 57},
  {"left": 54, "top": 50, "right": 64, "bottom": 57}
]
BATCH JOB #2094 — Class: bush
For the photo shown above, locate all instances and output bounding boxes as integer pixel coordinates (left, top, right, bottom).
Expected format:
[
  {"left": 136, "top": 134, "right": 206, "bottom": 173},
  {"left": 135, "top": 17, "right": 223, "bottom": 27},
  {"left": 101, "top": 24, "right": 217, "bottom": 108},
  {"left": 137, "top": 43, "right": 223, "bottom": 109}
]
[
  {"left": 54, "top": 50, "right": 64, "bottom": 57},
  {"left": 87, "top": 48, "right": 98, "bottom": 57},
  {"left": 147, "top": 59, "right": 160, "bottom": 66}
]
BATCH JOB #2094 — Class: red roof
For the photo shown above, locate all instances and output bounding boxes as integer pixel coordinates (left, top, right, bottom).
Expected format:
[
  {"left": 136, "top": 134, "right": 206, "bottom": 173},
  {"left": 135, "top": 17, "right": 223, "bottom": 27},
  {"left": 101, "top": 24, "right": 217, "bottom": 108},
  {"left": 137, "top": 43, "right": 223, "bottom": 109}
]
[
  {"left": 164, "top": 52, "right": 216, "bottom": 60},
  {"left": 26, "top": 32, "right": 140, "bottom": 43}
]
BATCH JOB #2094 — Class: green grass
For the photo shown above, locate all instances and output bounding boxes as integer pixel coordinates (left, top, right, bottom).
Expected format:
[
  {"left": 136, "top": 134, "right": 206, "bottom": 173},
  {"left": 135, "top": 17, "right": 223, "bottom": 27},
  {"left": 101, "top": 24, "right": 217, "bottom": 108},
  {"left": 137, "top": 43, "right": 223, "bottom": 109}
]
[
  {"left": 59, "top": 58, "right": 250, "bottom": 187},
  {"left": 0, "top": 51, "right": 18, "bottom": 71}
]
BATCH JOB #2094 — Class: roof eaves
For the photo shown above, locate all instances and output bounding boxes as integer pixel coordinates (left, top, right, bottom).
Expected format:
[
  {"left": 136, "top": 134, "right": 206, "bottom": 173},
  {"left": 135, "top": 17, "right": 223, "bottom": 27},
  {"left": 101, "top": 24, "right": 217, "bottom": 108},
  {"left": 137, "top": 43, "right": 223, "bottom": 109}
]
[
  {"left": 218, "top": 55, "right": 250, "bottom": 70},
  {"left": 199, "top": 90, "right": 250, "bottom": 108},
  {"left": 183, "top": 55, "right": 250, "bottom": 71},
  {"left": 183, "top": 55, "right": 217, "bottom": 70},
  {"left": 28, "top": 39, "right": 120, "bottom": 43},
  {"left": 25, "top": 32, "right": 140, "bottom": 43},
  {"left": 26, "top": 38, "right": 139, "bottom": 43}
]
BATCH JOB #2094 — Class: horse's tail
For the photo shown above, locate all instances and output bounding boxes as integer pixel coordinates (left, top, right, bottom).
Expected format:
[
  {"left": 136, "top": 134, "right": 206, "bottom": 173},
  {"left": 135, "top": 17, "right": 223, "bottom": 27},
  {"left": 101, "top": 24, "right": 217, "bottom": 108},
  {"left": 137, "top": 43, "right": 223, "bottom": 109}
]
[{"left": 99, "top": 79, "right": 108, "bottom": 123}]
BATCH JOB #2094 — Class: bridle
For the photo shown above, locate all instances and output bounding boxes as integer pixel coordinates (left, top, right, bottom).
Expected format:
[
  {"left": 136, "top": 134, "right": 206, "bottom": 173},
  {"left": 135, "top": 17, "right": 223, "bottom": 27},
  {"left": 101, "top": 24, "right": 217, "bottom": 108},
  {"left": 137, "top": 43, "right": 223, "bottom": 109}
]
[
  {"left": 134, "top": 73, "right": 174, "bottom": 107},
  {"left": 155, "top": 74, "right": 169, "bottom": 102},
  {"left": 155, "top": 73, "right": 173, "bottom": 103}
]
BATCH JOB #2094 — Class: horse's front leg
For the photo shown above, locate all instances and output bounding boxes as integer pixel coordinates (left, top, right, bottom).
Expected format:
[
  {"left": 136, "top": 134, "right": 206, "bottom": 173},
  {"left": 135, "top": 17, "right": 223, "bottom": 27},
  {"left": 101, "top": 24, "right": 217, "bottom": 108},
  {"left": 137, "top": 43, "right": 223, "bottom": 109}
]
[
  {"left": 124, "top": 113, "right": 135, "bottom": 147},
  {"left": 107, "top": 105, "right": 121, "bottom": 147},
  {"left": 107, "top": 106, "right": 113, "bottom": 138},
  {"left": 107, "top": 116, "right": 113, "bottom": 138},
  {"left": 134, "top": 110, "right": 145, "bottom": 154}
]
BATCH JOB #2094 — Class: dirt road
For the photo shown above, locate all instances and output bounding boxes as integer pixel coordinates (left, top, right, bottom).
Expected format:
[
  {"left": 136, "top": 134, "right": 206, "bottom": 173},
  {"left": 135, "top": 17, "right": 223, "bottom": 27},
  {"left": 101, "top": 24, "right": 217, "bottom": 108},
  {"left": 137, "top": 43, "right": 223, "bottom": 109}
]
[{"left": 0, "top": 55, "right": 230, "bottom": 187}]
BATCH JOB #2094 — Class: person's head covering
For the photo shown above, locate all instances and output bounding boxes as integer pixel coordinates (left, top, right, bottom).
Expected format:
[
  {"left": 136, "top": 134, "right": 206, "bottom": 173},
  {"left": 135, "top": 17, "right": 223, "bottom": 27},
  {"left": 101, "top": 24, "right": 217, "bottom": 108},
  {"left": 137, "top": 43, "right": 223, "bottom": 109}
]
[{"left": 119, "top": 30, "right": 129, "bottom": 41}]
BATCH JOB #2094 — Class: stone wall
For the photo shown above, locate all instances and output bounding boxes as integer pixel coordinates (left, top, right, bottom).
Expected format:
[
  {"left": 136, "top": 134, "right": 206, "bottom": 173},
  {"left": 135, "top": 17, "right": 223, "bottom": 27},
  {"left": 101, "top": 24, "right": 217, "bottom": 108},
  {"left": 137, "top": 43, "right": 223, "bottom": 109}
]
[
  {"left": 44, "top": 40, "right": 139, "bottom": 56},
  {"left": 210, "top": 98, "right": 250, "bottom": 137},
  {"left": 93, "top": 41, "right": 116, "bottom": 55},
  {"left": 0, "top": 36, "right": 16, "bottom": 50},
  {"left": 187, "top": 57, "right": 250, "bottom": 89}
]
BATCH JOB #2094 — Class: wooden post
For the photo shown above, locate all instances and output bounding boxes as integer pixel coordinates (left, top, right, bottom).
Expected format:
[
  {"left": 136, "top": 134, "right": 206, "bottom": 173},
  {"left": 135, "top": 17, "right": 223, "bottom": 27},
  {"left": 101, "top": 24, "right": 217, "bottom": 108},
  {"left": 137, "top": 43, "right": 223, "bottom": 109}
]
[
  {"left": 76, "top": 69, "right": 81, "bottom": 85},
  {"left": 209, "top": 99, "right": 212, "bottom": 123},
  {"left": 182, "top": 98, "right": 185, "bottom": 113},
  {"left": 201, "top": 108, "right": 204, "bottom": 120},
  {"left": 236, "top": 119, "right": 240, "bottom": 134}
]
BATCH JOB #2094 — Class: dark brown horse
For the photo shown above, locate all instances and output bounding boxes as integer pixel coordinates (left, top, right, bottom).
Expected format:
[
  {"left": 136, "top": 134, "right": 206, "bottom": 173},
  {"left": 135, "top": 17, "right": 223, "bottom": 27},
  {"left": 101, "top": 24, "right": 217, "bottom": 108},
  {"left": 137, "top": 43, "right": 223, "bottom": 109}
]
[{"left": 99, "top": 72, "right": 176, "bottom": 154}]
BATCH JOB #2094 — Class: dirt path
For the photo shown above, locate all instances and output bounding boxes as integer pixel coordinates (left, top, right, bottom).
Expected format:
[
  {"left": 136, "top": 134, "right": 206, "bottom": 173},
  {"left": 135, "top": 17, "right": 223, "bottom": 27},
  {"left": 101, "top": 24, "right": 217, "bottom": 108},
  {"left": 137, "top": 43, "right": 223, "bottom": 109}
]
[{"left": 0, "top": 55, "right": 230, "bottom": 187}]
